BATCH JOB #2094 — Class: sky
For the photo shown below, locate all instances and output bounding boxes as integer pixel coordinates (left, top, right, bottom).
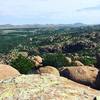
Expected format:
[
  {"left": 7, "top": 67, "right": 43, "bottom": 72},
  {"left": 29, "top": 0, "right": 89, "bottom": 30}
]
[{"left": 0, "top": 0, "right": 100, "bottom": 25}]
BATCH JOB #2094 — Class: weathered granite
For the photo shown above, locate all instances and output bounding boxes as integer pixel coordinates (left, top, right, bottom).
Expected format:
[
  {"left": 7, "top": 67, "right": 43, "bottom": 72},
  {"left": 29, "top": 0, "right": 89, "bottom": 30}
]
[{"left": 0, "top": 74, "right": 100, "bottom": 100}]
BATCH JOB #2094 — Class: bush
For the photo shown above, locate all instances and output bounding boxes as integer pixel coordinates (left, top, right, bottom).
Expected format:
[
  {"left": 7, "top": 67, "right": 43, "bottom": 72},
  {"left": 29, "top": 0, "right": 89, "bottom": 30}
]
[
  {"left": 80, "top": 56, "right": 96, "bottom": 65},
  {"left": 43, "top": 53, "right": 70, "bottom": 68},
  {"left": 10, "top": 55, "right": 35, "bottom": 74}
]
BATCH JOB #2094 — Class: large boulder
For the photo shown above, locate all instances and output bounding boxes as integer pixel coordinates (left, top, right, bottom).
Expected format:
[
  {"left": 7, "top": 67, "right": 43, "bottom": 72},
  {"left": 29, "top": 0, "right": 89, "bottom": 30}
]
[
  {"left": 37, "top": 66, "right": 60, "bottom": 76},
  {"left": 60, "top": 66, "right": 99, "bottom": 87},
  {"left": 0, "top": 64, "right": 20, "bottom": 80},
  {"left": 0, "top": 74, "right": 100, "bottom": 100}
]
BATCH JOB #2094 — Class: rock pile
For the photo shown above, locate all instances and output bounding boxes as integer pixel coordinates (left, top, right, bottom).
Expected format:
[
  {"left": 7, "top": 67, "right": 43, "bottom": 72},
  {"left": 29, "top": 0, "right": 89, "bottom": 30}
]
[{"left": 0, "top": 62, "right": 99, "bottom": 100}]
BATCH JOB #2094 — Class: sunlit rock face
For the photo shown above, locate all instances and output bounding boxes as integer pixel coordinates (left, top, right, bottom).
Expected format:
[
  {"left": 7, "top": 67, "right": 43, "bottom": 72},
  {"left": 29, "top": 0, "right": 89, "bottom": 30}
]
[
  {"left": 37, "top": 66, "right": 60, "bottom": 76},
  {"left": 0, "top": 74, "right": 100, "bottom": 100},
  {"left": 73, "top": 60, "right": 84, "bottom": 66},
  {"left": 0, "top": 64, "right": 20, "bottom": 80},
  {"left": 60, "top": 66, "right": 99, "bottom": 88},
  {"left": 32, "top": 55, "right": 43, "bottom": 67}
]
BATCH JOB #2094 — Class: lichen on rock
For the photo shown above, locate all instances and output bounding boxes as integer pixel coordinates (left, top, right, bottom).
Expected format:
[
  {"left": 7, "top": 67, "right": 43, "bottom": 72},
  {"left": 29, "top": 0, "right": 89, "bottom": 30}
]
[{"left": 0, "top": 74, "right": 100, "bottom": 100}]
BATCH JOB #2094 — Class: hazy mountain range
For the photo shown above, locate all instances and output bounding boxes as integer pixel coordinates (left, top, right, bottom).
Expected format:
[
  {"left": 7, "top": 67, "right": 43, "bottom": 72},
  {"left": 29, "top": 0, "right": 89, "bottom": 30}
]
[{"left": 0, "top": 23, "right": 88, "bottom": 29}]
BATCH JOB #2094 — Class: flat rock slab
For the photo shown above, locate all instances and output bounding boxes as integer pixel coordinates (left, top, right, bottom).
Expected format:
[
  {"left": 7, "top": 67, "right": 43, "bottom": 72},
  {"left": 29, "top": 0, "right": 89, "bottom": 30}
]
[{"left": 0, "top": 74, "right": 100, "bottom": 100}]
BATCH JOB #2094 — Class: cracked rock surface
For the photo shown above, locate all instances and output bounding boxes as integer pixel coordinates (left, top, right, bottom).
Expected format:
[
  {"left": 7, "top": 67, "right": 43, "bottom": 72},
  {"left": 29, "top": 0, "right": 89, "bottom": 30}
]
[{"left": 0, "top": 74, "right": 100, "bottom": 100}]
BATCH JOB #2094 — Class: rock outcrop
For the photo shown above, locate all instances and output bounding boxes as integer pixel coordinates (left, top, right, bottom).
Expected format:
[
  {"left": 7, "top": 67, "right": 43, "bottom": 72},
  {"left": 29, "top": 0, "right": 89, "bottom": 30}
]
[
  {"left": 37, "top": 66, "right": 60, "bottom": 76},
  {"left": 0, "top": 64, "right": 20, "bottom": 80},
  {"left": 32, "top": 56, "right": 43, "bottom": 67},
  {"left": 0, "top": 74, "right": 100, "bottom": 100},
  {"left": 60, "top": 66, "right": 99, "bottom": 88},
  {"left": 73, "top": 60, "right": 84, "bottom": 66}
]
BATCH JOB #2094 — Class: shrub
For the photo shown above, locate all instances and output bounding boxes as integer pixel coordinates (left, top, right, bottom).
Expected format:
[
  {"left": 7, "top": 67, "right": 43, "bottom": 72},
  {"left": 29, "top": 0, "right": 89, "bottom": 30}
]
[
  {"left": 10, "top": 55, "right": 35, "bottom": 74},
  {"left": 80, "top": 56, "right": 96, "bottom": 65},
  {"left": 43, "top": 53, "right": 70, "bottom": 68}
]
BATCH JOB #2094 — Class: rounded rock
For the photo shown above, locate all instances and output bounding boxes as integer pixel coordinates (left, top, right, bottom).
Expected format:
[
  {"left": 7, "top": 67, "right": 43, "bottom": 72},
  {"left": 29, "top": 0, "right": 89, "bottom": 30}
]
[
  {"left": 38, "top": 66, "right": 60, "bottom": 76},
  {"left": 0, "top": 64, "right": 20, "bottom": 80}
]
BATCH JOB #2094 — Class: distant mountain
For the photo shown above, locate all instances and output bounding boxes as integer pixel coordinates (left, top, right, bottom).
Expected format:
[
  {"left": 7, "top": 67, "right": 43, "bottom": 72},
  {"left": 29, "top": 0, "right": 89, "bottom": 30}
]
[
  {"left": 0, "top": 23, "right": 87, "bottom": 29},
  {"left": 72, "top": 23, "right": 87, "bottom": 27}
]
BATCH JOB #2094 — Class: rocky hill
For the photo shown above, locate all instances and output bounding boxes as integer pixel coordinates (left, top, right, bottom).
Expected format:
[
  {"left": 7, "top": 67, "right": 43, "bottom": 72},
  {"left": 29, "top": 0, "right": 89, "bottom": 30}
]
[
  {"left": 0, "top": 25, "right": 100, "bottom": 100},
  {"left": 0, "top": 74, "right": 100, "bottom": 100}
]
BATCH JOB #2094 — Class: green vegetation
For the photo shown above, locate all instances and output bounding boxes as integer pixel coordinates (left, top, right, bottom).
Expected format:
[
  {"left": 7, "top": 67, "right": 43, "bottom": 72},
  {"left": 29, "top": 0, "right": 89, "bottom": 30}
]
[
  {"left": 0, "top": 25, "right": 100, "bottom": 70},
  {"left": 43, "top": 53, "right": 71, "bottom": 68},
  {"left": 80, "top": 56, "right": 96, "bottom": 65},
  {"left": 10, "top": 55, "right": 35, "bottom": 74}
]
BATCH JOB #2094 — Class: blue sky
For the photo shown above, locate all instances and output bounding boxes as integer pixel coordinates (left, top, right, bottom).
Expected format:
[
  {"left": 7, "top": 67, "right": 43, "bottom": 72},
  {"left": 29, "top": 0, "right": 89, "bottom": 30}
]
[{"left": 0, "top": 0, "right": 100, "bottom": 24}]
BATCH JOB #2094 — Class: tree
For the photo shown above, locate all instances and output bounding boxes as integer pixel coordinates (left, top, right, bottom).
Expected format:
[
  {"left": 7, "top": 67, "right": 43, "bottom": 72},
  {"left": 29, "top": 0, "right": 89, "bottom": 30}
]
[
  {"left": 10, "top": 55, "right": 35, "bottom": 74},
  {"left": 43, "top": 53, "right": 70, "bottom": 68}
]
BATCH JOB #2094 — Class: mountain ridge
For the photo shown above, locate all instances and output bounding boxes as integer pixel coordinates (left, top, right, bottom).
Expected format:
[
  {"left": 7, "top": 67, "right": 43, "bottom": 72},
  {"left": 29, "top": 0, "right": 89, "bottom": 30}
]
[{"left": 0, "top": 23, "right": 87, "bottom": 29}]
